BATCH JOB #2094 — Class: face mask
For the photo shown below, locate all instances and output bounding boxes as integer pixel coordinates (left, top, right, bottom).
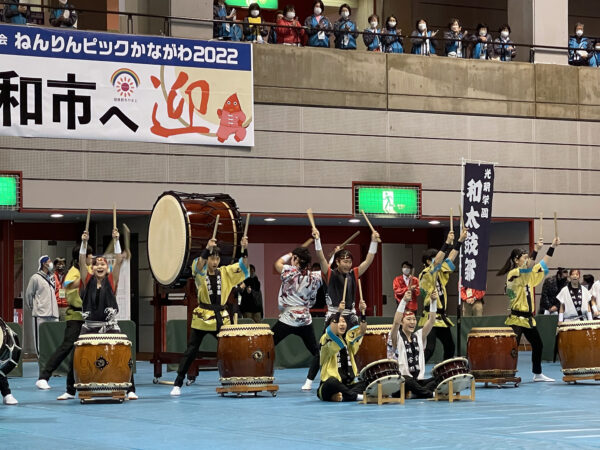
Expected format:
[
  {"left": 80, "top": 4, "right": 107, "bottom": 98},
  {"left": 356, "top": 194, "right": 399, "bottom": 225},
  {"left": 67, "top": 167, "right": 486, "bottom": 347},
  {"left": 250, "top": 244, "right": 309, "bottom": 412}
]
[
  {"left": 480, "top": 29, "right": 487, "bottom": 36},
  {"left": 314, "top": 7, "right": 322, "bottom": 15},
  {"left": 402, "top": 268, "right": 411, "bottom": 276},
  {"left": 59, "top": 0, "right": 67, "bottom": 4},
  {"left": 47, "top": 262, "right": 54, "bottom": 271},
  {"left": 501, "top": 31, "right": 509, "bottom": 39},
  {"left": 596, "top": 45, "right": 600, "bottom": 51},
  {"left": 370, "top": 21, "right": 378, "bottom": 29},
  {"left": 250, "top": 10, "right": 259, "bottom": 17},
  {"left": 418, "top": 23, "right": 426, "bottom": 32},
  {"left": 388, "top": 21, "right": 396, "bottom": 28},
  {"left": 576, "top": 29, "right": 583, "bottom": 37},
  {"left": 341, "top": 11, "right": 349, "bottom": 19},
  {"left": 451, "top": 25, "right": 459, "bottom": 32},
  {"left": 286, "top": 12, "right": 295, "bottom": 20}
]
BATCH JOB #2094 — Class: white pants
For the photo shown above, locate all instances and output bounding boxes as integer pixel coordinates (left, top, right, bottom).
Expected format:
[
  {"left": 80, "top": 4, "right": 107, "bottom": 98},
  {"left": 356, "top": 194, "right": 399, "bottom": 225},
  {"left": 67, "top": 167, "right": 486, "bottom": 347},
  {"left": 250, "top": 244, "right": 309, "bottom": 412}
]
[{"left": 33, "top": 316, "right": 58, "bottom": 356}]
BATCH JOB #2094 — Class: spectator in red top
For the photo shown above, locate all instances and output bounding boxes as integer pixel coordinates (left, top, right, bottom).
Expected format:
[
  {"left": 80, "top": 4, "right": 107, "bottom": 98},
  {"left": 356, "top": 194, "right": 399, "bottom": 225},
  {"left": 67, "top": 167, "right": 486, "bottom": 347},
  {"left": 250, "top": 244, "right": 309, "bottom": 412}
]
[
  {"left": 461, "top": 286, "right": 485, "bottom": 316},
  {"left": 276, "top": 4, "right": 305, "bottom": 46},
  {"left": 393, "top": 261, "right": 420, "bottom": 313},
  {"left": 52, "top": 257, "right": 68, "bottom": 321}
]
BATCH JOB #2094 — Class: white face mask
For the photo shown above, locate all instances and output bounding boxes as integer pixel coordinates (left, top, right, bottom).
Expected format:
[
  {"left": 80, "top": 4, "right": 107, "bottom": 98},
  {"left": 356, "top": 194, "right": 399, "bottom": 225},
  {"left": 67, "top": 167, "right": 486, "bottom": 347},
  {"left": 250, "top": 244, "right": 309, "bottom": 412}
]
[
  {"left": 388, "top": 21, "right": 396, "bottom": 28},
  {"left": 314, "top": 7, "right": 322, "bottom": 15},
  {"left": 59, "top": 0, "right": 67, "bottom": 4},
  {"left": 402, "top": 268, "right": 411, "bottom": 276},
  {"left": 370, "top": 21, "right": 378, "bottom": 29},
  {"left": 501, "top": 31, "right": 509, "bottom": 38},
  {"left": 451, "top": 25, "right": 459, "bottom": 32},
  {"left": 480, "top": 29, "right": 487, "bottom": 36},
  {"left": 418, "top": 23, "right": 426, "bottom": 32},
  {"left": 576, "top": 29, "right": 583, "bottom": 37},
  {"left": 286, "top": 11, "right": 295, "bottom": 20},
  {"left": 341, "top": 11, "right": 349, "bottom": 19},
  {"left": 250, "top": 10, "right": 259, "bottom": 17},
  {"left": 47, "top": 262, "right": 54, "bottom": 271},
  {"left": 596, "top": 45, "right": 600, "bottom": 51}
]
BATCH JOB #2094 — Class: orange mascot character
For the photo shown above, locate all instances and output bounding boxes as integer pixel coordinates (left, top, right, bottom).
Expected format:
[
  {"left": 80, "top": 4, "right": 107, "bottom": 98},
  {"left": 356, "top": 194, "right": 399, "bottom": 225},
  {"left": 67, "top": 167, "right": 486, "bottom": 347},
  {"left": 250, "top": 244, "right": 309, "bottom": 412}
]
[{"left": 216, "top": 93, "right": 247, "bottom": 143}]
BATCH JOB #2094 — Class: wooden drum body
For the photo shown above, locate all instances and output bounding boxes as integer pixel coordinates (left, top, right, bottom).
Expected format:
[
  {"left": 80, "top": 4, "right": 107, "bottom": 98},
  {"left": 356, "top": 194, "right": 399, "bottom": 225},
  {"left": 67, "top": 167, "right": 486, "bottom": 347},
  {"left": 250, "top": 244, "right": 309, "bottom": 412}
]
[
  {"left": 467, "top": 327, "right": 518, "bottom": 378},
  {"left": 358, "top": 359, "right": 404, "bottom": 397},
  {"left": 217, "top": 324, "right": 275, "bottom": 387},
  {"left": 557, "top": 321, "right": 600, "bottom": 376},
  {"left": 148, "top": 192, "right": 242, "bottom": 287},
  {"left": 354, "top": 324, "right": 392, "bottom": 372},
  {"left": 432, "top": 357, "right": 473, "bottom": 395},
  {"left": 0, "top": 318, "right": 21, "bottom": 377},
  {"left": 73, "top": 334, "right": 133, "bottom": 392}
]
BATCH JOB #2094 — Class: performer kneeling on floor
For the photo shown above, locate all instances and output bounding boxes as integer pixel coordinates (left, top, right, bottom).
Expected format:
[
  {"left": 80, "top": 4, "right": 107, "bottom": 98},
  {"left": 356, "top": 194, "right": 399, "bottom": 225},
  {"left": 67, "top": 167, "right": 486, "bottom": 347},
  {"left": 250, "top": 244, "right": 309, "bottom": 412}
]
[
  {"left": 170, "top": 236, "right": 249, "bottom": 396},
  {"left": 317, "top": 299, "right": 367, "bottom": 402},
  {"left": 387, "top": 289, "right": 438, "bottom": 399},
  {"left": 557, "top": 269, "right": 596, "bottom": 322}
]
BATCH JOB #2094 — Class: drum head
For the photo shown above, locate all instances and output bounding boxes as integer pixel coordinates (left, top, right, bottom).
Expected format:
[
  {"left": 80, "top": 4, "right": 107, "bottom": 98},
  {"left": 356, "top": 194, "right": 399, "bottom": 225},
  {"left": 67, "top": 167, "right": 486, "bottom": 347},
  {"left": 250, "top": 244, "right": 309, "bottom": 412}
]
[
  {"left": 432, "top": 357, "right": 469, "bottom": 373},
  {"left": 358, "top": 359, "right": 399, "bottom": 380},
  {"left": 435, "top": 374, "right": 473, "bottom": 395},
  {"left": 148, "top": 194, "right": 188, "bottom": 286},
  {"left": 365, "top": 374, "right": 404, "bottom": 397}
]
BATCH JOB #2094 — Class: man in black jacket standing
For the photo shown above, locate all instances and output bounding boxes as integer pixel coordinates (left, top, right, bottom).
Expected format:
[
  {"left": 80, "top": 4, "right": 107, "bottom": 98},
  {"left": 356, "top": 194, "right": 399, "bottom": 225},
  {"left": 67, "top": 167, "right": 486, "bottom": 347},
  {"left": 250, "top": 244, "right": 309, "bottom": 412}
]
[{"left": 540, "top": 267, "right": 568, "bottom": 314}]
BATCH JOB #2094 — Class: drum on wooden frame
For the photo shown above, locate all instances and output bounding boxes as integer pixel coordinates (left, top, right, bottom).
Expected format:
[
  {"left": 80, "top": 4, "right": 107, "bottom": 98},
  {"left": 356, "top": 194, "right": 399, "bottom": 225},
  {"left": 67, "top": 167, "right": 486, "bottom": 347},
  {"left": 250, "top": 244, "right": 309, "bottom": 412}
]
[
  {"left": 432, "top": 357, "right": 473, "bottom": 395},
  {"left": 557, "top": 320, "right": 600, "bottom": 376},
  {"left": 467, "top": 327, "right": 518, "bottom": 378},
  {"left": 358, "top": 358, "right": 404, "bottom": 397}
]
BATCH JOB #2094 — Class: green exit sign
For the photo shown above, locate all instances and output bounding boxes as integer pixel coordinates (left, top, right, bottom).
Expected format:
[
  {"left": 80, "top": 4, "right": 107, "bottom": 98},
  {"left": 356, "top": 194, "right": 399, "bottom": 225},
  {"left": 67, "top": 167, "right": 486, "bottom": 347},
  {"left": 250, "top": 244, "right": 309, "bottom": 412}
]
[
  {"left": 225, "top": 0, "right": 278, "bottom": 9},
  {"left": 354, "top": 184, "right": 420, "bottom": 217},
  {"left": 0, "top": 175, "right": 19, "bottom": 208}
]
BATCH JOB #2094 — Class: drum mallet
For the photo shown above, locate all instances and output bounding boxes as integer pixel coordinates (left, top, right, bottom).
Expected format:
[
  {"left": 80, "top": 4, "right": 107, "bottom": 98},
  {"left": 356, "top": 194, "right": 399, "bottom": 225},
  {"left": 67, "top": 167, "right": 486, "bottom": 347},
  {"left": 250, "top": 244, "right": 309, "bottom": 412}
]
[
  {"left": 539, "top": 213, "right": 543, "bottom": 241},
  {"left": 212, "top": 214, "right": 220, "bottom": 240},
  {"left": 301, "top": 238, "right": 314, "bottom": 248},
  {"left": 85, "top": 208, "right": 91, "bottom": 233},
  {"left": 307, "top": 208, "right": 317, "bottom": 230},
  {"left": 243, "top": 213, "right": 250, "bottom": 238},
  {"left": 553, "top": 211, "right": 558, "bottom": 239},
  {"left": 458, "top": 205, "right": 464, "bottom": 229},
  {"left": 113, "top": 203, "right": 117, "bottom": 230},
  {"left": 360, "top": 210, "right": 376, "bottom": 234},
  {"left": 450, "top": 208, "right": 454, "bottom": 233},
  {"left": 339, "top": 231, "right": 360, "bottom": 249}
]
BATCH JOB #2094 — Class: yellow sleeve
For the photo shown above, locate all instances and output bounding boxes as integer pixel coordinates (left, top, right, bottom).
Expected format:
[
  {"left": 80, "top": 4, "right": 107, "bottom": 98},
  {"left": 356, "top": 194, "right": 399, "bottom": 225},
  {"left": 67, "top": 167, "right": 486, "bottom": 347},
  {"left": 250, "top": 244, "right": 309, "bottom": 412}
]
[
  {"left": 63, "top": 267, "right": 82, "bottom": 308},
  {"left": 419, "top": 270, "right": 435, "bottom": 297},
  {"left": 346, "top": 326, "right": 363, "bottom": 355},
  {"left": 220, "top": 259, "right": 250, "bottom": 287},
  {"left": 531, "top": 261, "right": 549, "bottom": 287},
  {"left": 319, "top": 328, "right": 344, "bottom": 365}
]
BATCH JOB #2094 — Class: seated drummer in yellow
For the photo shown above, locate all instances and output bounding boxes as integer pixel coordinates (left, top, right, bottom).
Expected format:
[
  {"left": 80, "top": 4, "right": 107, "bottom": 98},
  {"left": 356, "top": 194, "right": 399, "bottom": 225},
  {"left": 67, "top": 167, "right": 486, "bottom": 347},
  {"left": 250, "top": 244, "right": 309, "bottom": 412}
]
[
  {"left": 171, "top": 236, "right": 249, "bottom": 396},
  {"left": 317, "top": 299, "right": 367, "bottom": 402}
]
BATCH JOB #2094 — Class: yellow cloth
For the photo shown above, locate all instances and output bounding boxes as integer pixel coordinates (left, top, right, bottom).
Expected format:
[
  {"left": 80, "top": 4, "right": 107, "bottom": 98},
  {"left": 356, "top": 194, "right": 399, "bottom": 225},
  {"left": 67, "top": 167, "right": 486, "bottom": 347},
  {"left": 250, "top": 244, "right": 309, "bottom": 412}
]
[
  {"left": 247, "top": 16, "right": 263, "bottom": 40},
  {"left": 190, "top": 257, "right": 249, "bottom": 331},
  {"left": 418, "top": 258, "right": 455, "bottom": 328},
  {"left": 504, "top": 261, "right": 548, "bottom": 328},
  {"left": 63, "top": 265, "right": 89, "bottom": 321},
  {"left": 319, "top": 325, "right": 362, "bottom": 383}
]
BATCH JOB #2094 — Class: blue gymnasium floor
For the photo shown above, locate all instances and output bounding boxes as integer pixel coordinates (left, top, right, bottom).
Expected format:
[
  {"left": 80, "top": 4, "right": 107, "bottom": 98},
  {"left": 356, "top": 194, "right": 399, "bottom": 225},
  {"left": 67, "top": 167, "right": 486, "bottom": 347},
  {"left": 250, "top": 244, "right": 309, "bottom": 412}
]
[{"left": 1, "top": 355, "right": 600, "bottom": 450}]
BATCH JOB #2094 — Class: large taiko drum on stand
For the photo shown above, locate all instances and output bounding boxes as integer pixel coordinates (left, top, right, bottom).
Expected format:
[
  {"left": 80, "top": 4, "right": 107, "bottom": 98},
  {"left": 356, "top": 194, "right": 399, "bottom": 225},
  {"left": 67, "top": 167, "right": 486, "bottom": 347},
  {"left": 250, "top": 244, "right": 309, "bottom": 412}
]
[
  {"left": 557, "top": 321, "right": 600, "bottom": 377},
  {"left": 354, "top": 324, "right": 393, "bottom": 371},
  {"left": 148, "top": 192, "right": 242, "bottom": 287},
  {"left": 432, "top": 357, "right": 473, "bottom": 395},
  {"left": 467, "top": 327, "right": 519, "bottom": 379},
  {"left": 217, "top": 324, "right": 276, "bottom": 389},
  {"left": 0, "top": 318, "right": 21, "bottom": 377},
  {"left": 73, "top": 333, "right": 133, "bottom": 400}
]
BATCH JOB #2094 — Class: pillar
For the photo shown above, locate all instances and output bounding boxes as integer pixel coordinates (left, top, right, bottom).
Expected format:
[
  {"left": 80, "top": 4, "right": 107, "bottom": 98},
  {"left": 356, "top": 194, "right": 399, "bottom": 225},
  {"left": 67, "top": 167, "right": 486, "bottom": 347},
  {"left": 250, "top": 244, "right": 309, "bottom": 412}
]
[{"left": 170, "top": 0, "right": 213, "bottom": 40}]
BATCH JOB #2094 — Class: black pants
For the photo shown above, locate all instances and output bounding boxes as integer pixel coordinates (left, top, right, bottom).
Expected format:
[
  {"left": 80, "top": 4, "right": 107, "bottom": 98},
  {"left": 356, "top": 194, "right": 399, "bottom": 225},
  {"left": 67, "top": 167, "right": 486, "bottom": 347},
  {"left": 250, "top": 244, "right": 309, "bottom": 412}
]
[
  {"left": 175, "top": 328, "right": 218, "bottom": 387},
  {"left": 403, "top": 375, "right": 437, "bottom": 399},
  {"left": 40, "top": 320, "right": 83, "bottom": 390},
  {"left": 424, "top": 326, "right": 455, "bottom": 362},
  {"left": 511, "top": 325, "right": 543, "bottom": 374},
  {"left": 0, "top": 375, "right": 10, "bottom": 397},
  {"left": 272, "top": 321, "right": 319, "bottom": 381},
  {"left": 317, "top": 377, "right": 366, "bottom": 402}
]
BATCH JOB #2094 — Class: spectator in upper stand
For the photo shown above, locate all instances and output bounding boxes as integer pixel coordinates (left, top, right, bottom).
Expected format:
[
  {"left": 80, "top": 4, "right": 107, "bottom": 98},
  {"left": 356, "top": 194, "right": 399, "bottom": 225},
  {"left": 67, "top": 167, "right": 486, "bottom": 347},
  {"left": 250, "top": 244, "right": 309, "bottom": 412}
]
[
  {"left": 444, "top": 18, "right": 468, "bottom": 58},
  {"left": 50, "top": 0, "right": 78, "bottom": 28},
  {"left": 333, "top": 3, "right": 358, "bottom": 50},
  {"left": 213, "top": 0, "right": 236, "bottom": 40},
  {"left": 3, "top": 1, "right": 29, "bottom": 24},
  {"left": 411, "top": 18, "right": 437, "bottom": 55},
  {"left": 539, "top": 267, "right": 568, "bottom": 315},
  {"left": 382, "top": 15, "right": 403, "bottom": 53},
  {"left": 243, "top": 2, "right": 268, "bottom": 43},
  {"left": 268, "top": 10, "right": 284, "bottom": 44},
  {"left": 589, "top": 40, "right": 600, "bottom": 67},
  {"left": 276, "top": 4, "right": 305, "bottom": 46},
  {"left": 568, "top": 22, "right": 592, "bottom": 66},
  {"left": 469, "top": 23, "right": 493, "bottom": 60},
  {"left": 493, "top": 24, "right": 516, "bottom": 61},
  {"left": 305, "top": 1, "right": 333, "bottom": 48},
  {"left": 363, "top": 14, "right": 382, "bottom": 52}
]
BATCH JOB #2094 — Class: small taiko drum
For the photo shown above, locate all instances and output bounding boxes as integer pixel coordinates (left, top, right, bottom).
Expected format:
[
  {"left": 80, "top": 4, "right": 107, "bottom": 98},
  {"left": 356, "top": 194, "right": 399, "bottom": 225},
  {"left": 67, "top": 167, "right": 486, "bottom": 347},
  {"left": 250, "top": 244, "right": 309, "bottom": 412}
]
[
  {"left": 432, "top": 357, "right": 473, "bottom": 395},
  {"left": 358, "top": 359, "right": 404, "bottom": 397},
  {"left": 557, "top": 321, "right": 600, "bottom": 377},
  {"left": 354, "top": 324, "right": 393, "bottom": 371},
  {"left": 467, "top": 327, "right": 518, "bottom": 379},
  {"left": 217, "top": 324, "right": 275, "bottom": 388},
  {"left": 73, "top": 334, "right": 133, "bottom": 393},
  {"left": 0, "top": 318, "right": 21, "bottom": 377}
]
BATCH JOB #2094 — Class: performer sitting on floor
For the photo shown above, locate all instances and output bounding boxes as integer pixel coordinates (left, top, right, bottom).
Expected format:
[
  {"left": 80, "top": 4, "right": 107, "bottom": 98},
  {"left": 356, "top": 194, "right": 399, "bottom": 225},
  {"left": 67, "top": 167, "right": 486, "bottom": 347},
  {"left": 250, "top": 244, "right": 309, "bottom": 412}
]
[
  {"left": 419, "top": 227, "right": 468, "bottom": 362},
  {"left": 317, "top": 298, "right": 368, "bottom": 402},
  {"left": 35, "top": 244, "right": 93, "bottom": 400},
  {"left": 387, "top": 289, "right": 438, "bottom": 398},
  {"left": 557, "top": 269, "right": 595, "bottom": 322},
  {"left": 313, "top": 227, "right": 380, "bottom": 327},
  {"left": 79, "top": 229, "right": 137, "bottom": 399},
  {"left": 170, "top": 236, "right": 249, "bottom": 396},
  {"left": 273, "top": 246, "right": 323, "bottom": 391},
  {"left": 497, "top": 236, "right": 560, "bottom": 382}
]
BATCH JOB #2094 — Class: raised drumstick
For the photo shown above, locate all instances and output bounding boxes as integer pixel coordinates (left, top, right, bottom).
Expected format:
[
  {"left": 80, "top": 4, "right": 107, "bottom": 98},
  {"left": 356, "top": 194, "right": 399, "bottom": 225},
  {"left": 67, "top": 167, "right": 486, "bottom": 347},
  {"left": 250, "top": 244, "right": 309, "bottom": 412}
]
[
  {"left": 358, "top": 278, "right": 364, "bottom": 302},
  {"left": 458, "top": 205, "right": 464, "bottom": 229},
  {"left": 539, "top": 213, "right": 543, "bottom": 240},
  {"left": 212, "top": 214, "right": 220, "bottom": 240},
  {"left": 450, "top": 208, "right": 454, "bottom": 233},
  {"left": 554, "top": 211, "right": 558, "bottom": 239},
  {"left": 234, "top": 312, "right": 238, "bottom": 325},
  {"left": 243, "top": 213, "right": 250, "bottom": 238},
  {"left": 113, "top": 203, "right": 117, "bottom": 229},
  {"left": 301, "top": 237, "right": 314, "bottom": 248},
  {"left": 342, "top": 277, "right": 348, "bottom": 305},
  {"left": 339, "top": 231, "right": 360, "bottom": 249},
  {"left": 85, "top": 209, "right": 91, "bottom": 233},
  {"left": 123, "top": 223, "right": 131, "bottom": 255},
  {"left": 361, "top": 210, "right": 376, "bottom": 233},
  {"left": 307, "top": 208, "right": 316, "bottom": 229}
]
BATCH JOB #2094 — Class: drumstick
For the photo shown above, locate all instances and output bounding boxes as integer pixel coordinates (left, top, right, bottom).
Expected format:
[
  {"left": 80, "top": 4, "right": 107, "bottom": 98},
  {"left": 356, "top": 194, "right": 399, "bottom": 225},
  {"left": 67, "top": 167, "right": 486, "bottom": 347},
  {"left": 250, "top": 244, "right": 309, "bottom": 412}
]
[
  {"left": 212, "top": 214, "right": 220, "bottom": 240},
  {"left": 113, "top": 203, "right": 117, "bottom": 230},
  {"left": 301, "top": 237, "right": 314, "bottom": 248},
  {"left": 339, "top": 231, "right": 360, "bottom": 249},
  {"left": 307, "top": 208, "right": 316, "bottom": 229},
  {"left": 234, "top": 312, "right": 238, "bottom": 325},
  {"left": 358, "top": 278, "right": 364, "bottom": 302},
  {"left": 342, "top": 277, "right": 348, "bottom": 305},
  {"left": 554, "top": 211, "right": 558, "bottom": 239},
  {"left": 539, "top": 213, "right": 543, "bottom": 240},
  {"left": 157, "top": 380, "right": 174, "bottom": 385},
  {"left": 123, "top": 223, "right": 131, "bottom": 256},
  {"left": 243, "top": 213, "right": 250, "bottom": 238},
  {"left": 458, "top": 205, "right": 464, "bottom": 229},
  {"left": 85, "top": 209, "right": 91, "bottom": 233},
  {"left": 361, "top": 210, "right": 376, "bottom": 233},
  {"left": 450, "top": 208, "right": 454, "bottom": 233}
]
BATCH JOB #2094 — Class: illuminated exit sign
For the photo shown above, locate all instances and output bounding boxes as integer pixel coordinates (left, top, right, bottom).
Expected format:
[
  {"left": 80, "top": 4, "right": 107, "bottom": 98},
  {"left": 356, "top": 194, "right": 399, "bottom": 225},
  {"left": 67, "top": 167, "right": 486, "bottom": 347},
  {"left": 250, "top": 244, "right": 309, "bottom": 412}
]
[
  {"left": 353, "top": 183, "right": 421, "bottom": 218},
  {"left": 0, "top": 173, "right": 20, "bottom": 210},
  {"left": 225, "top": 0, "right": 278, "bottom": 9}
]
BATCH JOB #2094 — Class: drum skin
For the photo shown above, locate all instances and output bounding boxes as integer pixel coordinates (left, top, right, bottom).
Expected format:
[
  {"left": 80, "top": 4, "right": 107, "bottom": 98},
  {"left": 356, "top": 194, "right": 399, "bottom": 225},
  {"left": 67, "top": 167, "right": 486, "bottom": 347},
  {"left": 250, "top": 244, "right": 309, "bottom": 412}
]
[
  {"left": 432, "top": 357, "right": 470, "bottom": 380},
  {"left": 73, "top": 334, "right": 133, "bottom": 388},
  {"left": 467, "top": 327, "right": 518, "bottom": 377},
  {"left": 359, "top": 359, "right": 400, "bottom": 384},
  {"left": 354, "top": 324, "right": 392, "bottom": 371},
  {"left": 557, "top": 321, "right": 600, "bottom": 373},
  {"left": 217, "top": 324, "right": 275, "bottom": 383}
]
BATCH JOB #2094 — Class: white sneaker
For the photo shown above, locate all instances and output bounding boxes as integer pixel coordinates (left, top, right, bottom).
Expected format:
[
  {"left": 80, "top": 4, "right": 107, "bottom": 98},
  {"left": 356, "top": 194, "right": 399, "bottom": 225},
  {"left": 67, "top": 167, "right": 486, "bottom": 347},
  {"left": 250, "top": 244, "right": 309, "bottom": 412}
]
[
  {"left": 301, "top": 379, "right": 313, "bottom": 391},
  {"left": 170, "top": 386, "right": 181, "bottom": 396},
  {"left": 56, "top": 392, "right": 75, "bottom": 400},
  {"left": 36, "top": 379, "right": 51, "bottom": 390},
  {"left": 356, "top": 394, "right": 364, "bottom": 401},
  {"left": 3, "top": 394, "right": 18, "bottom": 405},
  {"left": 127, "top": 391, "right": 138, "bottom": 400},
  {"left": 533, "top": 373, "right": 555, "bottom": 382}
]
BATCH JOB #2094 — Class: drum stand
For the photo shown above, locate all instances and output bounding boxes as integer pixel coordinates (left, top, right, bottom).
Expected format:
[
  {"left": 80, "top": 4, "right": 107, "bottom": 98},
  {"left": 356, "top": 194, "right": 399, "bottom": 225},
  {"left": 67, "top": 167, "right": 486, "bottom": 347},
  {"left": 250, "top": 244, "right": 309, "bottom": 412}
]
[
  {"left": 433, "top": 378, "right": 476, "bottom": 403},
  {"left": 216, "top": 384, "right": 279, "bottom": 397},
  {"left": 477, "top": 376, "right": 521, "bottom": 388},
  {"left": 78, "top": 390, "right": 127, "bottom": 404},
  {"left": 361, "top": 382, "right": 405, "bottom": 405},
  {"left": 563, "top": 374, "right": 600, "bottom": 383},
  {"left": 151, "top": 279, "right": 217, "bottom": 384}
]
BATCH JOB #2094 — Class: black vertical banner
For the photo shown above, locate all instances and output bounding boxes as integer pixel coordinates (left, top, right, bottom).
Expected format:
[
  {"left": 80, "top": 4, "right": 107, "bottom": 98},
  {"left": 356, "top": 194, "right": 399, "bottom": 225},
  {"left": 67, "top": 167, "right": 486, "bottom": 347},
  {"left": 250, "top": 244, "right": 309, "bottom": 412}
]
[{"left": 461, "top": 163, "right": 495, "bottom": 291}]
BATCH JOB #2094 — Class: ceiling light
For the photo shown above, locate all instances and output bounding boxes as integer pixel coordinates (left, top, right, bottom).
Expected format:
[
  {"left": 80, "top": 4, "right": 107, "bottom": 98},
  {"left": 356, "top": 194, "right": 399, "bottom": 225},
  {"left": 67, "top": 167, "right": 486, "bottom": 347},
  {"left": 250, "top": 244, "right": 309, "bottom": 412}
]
[
  {"left": 428, "top": 220, "right": 440, "bottom": 225},
  {"left": 348, "top": 218, "right": 360, "bottom": 223},
  {"left": 50, "top": 213, "right": 64, "bottom": 218},
  {"left": 264, "top": 217, "right": 276, "bottom": 222}
]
